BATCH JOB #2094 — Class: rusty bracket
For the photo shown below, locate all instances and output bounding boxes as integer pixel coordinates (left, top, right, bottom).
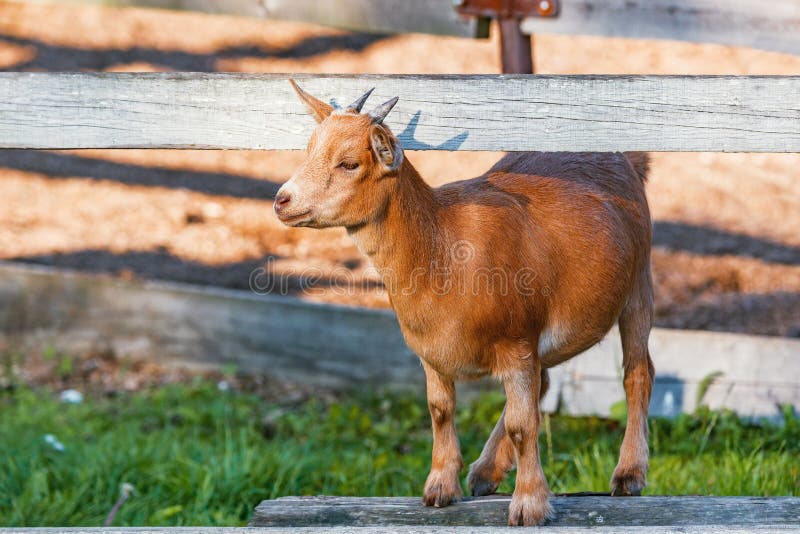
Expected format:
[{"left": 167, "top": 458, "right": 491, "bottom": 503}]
[
  {"left": 453, "top": 0, "right": 559, "bottom": 73},
  {"left": 454, "top": 0, "right": 560, "bottom": 20}
]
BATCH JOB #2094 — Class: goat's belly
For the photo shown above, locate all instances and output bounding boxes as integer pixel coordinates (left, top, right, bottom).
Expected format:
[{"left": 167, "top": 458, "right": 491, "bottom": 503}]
[
  {"left": 539, "top": 346, "right": 582, "bottom": 369},
  {"left": 415, "top": 343, "right": 493, "bottom": 379},
  {"left": 401, "top": 326, "right": 492, "bottom": 379},
  {"left": 537, "top": 318, "right": 614, "bottom": 369}
]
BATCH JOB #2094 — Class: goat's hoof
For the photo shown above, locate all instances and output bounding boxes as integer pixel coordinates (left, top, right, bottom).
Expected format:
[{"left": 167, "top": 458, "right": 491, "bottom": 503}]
[
  {"left": 467, "top": 467, "right": 500, "bottom": 497},
  {"left": 470, "top": 478, "right": 499, "bottom": 497},
  {"left": 423, "top": 469, "right": 462, "bottom": 508},
  {"left": 610, "top": 467, "right": 646, "bottom": 496},
  {"left": 508, "top": 490, "right": 553, "bottom": 526}
]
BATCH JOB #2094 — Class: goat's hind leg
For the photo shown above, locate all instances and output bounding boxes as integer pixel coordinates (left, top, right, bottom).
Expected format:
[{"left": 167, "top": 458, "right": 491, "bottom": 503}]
[
  {"left": 467, "top": 406, "right": 515, "bottom": 496},
  {"left": 467, "top": 368, "right": 550, "bottom": 496},
  {"left": 611, "top": 269, "right": 655, "bottom": 496}
]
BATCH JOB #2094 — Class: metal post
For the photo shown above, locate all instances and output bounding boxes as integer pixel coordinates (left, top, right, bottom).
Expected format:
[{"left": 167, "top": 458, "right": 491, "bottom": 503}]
[{"left": 498, "top": 17, "right": 533, "bottom": 74}]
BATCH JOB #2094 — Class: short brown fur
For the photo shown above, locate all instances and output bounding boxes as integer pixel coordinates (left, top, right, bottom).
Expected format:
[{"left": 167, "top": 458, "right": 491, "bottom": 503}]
[{"left": 276, "top": 82, "right": 655, "bottom": 526}]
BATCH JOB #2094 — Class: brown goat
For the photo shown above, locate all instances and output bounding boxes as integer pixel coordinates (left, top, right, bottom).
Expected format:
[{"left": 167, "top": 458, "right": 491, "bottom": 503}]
[{"left": 275, "top": 81, "right": 655, "bottom": 526}]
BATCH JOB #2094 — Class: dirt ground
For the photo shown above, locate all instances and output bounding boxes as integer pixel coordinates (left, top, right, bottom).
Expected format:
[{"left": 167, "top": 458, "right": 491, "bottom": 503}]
[{"left": 0, "top": 2, "right": 799, "bottom": 337}]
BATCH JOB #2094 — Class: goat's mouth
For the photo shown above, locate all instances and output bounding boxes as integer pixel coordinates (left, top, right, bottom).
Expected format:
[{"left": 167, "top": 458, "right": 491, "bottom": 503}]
[{"left": 277, "top": 209, "right": 314, "bottom": 226}]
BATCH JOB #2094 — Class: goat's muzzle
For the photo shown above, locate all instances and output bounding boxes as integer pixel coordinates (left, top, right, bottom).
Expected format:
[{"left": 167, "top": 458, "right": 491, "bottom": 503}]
[{"left": 274, "top": 189, "right": 292, "bottom": 212}]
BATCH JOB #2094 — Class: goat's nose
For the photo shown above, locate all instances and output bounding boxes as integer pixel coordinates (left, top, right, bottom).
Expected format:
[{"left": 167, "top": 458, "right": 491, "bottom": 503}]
[{"left": 274, "top": 189, "right": 292, "bottom": 213}]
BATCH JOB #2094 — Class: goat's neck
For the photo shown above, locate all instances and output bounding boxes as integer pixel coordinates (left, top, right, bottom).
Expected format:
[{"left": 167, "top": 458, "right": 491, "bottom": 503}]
[{"left": 348, "top": 159, "right": 444, "bottom": 297}]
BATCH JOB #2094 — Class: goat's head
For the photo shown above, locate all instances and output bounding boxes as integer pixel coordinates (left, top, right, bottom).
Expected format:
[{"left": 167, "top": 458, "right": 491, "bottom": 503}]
[{"left": 274, "top": 80, "right": 403, "bottom": 228}]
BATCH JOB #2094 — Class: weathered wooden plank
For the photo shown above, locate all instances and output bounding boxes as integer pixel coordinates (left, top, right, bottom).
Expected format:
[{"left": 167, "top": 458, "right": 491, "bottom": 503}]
[
  {"left": 18, "top": 0, "right": 800, "bottom": 56},
  {"left": 1, "top": 261, "right": 798, "bottom": 418},
  {"left": 18, "top": 0, "right": 486, "bottom": 37},
  {"left": 522, "top": 0, "right": 800, "bottom": 56},
  {"left": 258, "top": 0, "right": 487, "bottom": 38},
  {"left": 0, "top": 73, "right": 799, "bottom": 152},
  {"left": 2, "top": 528, "right": 798, "bottom": 534},
  {"left": 250, "top": 496, "right": 800, "bottom": 527}
]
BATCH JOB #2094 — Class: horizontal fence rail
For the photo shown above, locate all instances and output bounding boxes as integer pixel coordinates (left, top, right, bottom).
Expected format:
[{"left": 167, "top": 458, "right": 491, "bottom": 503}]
[
  {"left": 1, "top": 73, "right": 800, "bottom": 151},
  {"left": 521, "top": 0, "right": 800, "bottom": 56},
  {"left": 19, "top": 0, "right": 486, "bottom": 37},
  {"left": 19, "top": 0, "right": 800, "bottom": 55}
]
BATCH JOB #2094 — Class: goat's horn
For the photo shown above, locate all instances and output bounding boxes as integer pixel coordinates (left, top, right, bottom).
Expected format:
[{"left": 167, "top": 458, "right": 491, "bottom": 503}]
[
  {"left": 368, "top": 96, "right": 399, "bottom": 124},
  {"left": 347, "top": 87, "right": 375, "bottom": 112}
]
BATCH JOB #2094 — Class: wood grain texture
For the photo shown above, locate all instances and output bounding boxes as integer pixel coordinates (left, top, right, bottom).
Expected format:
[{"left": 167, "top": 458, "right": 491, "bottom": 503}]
[
  {"left": 20, "top": 0, "right": 485, "bottom": 37},
  {"left": 522, "top": 0, "right": 800, "bottom": 56},
  {"left": 1, "top": 261, "right": 798, "bottom": 419},
  {"left": 0, "top": 73, "right": 798, "bottom": 151},
  {"left": 250, "top": 496, "right": 800, "bottom": 527}
]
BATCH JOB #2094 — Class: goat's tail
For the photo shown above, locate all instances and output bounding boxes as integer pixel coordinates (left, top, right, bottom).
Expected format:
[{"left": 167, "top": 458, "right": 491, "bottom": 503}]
[{"left": 624, "top": 152, "right": 650, "bottom": 183}]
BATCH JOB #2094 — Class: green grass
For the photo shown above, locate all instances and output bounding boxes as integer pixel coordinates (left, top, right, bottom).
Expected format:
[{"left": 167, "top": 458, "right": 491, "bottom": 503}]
[{"left": 0, "top": 381, "right": 797, "bottom": 526}]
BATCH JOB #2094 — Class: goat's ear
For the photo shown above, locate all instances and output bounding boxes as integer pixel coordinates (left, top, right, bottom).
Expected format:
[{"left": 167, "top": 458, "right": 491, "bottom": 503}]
[
  {"left": 289, "top": 79, "right": 333, "bottom": 124},
  {"left": 370, "top": 125, "right": 403, "bottom": 172}
]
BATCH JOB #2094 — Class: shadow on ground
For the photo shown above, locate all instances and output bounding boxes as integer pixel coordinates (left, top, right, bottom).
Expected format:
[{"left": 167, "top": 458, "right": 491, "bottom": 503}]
[
  {"left": 10, "top": 249, "right": 382, "bottom": 295},
  {"left": 8, "top": 249, "right": 800, "bottom": 337},
  {"left": 0, "top": 150, "right": 281, "bottom": 200},
  {"left": 655, "top": 290, "right": 800, "bottom": 338},
  {"left": 653, "top": 221, "right": 800, "bottom": 266}
]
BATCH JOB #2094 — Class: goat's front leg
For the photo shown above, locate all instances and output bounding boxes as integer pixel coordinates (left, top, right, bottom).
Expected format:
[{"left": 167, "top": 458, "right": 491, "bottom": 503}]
[
  {"left": 421, "top": 361, "right": 463, "bottom": 507},
  {"left": 505, "top": 362, "right": 553, "bottom": 526}
]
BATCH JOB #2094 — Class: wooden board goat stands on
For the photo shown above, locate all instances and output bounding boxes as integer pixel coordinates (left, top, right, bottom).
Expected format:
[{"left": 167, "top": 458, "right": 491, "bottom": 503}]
[{"left": 250, "top": 495, "right": 800, "bottom": 529}]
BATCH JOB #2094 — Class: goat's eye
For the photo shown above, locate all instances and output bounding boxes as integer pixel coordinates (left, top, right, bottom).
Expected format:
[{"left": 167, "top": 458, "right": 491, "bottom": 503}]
[{"left": 338, "top": 161, "right": 359, "bottom": 171}]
